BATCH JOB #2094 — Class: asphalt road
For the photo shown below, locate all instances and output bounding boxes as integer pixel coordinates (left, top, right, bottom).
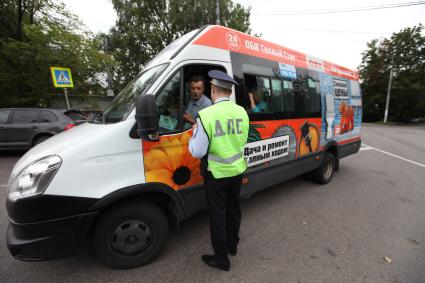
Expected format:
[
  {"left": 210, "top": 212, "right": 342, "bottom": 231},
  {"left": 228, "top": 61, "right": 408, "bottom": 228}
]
[{"left": 1, "top": 123, "right": 424, "bottom": 282}]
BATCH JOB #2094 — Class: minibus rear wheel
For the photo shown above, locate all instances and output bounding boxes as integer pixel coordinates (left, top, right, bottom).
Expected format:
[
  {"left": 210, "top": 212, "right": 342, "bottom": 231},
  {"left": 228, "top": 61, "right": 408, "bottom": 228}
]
[
  {"left": 313, "top": 152, "right": 335, "bottom": 184},
  {"left": 92, "top": 200, "right": 169, "bottom": 269}
]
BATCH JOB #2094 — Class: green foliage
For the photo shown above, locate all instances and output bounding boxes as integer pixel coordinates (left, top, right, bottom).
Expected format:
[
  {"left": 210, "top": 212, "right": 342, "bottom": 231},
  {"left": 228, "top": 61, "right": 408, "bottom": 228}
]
[
  {"left": 0, "top": 0, "right": 253, "bottom": 107},
  {"left": 359, "top": 24, "right": 425, "bottom": 122},
  {"left": 108, "top": 0, "right": 252, "bottom": 90},
  {"left": 0, "top": 0, "right": 116, "bottom": 108}
]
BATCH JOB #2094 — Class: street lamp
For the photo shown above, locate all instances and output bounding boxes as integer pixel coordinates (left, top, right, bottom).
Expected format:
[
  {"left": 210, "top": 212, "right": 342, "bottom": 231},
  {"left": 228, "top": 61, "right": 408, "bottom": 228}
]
[
  {"left": 384, "top": 54, "right": 395, "bottom": 123},
  {"left": 216, "top": 0, "right": 220, "bottom": 25}
]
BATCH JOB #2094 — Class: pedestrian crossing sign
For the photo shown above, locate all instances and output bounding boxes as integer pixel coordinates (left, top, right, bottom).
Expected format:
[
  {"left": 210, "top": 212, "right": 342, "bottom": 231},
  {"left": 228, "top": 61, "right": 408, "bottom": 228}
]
[{"left": 50, "top": 67, "right": 74, "bottom": 88}]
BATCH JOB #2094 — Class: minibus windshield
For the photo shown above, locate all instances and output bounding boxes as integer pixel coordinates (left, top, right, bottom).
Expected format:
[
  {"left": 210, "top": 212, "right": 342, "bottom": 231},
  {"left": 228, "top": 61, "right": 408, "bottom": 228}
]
[
  {"left": 99, "top": 29, "right": 199, "bottom": 124},
  {"left": 144, "top": 29, "right": 199, "bottom": 70},
  {"left": 101, "top": 63, "right": 168, "bottom": 124}
]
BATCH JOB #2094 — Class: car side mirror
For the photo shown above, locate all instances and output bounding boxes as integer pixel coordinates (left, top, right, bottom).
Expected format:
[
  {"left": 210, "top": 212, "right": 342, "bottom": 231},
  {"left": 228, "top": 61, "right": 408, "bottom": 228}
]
[{"left": 135, "top": 94, "right": 159, "bottom": 141}]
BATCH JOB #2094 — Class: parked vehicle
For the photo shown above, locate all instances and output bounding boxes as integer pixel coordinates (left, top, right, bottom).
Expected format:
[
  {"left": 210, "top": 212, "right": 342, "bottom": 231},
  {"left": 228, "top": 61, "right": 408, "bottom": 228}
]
[
  {"left": 6, "top": 25, "right": 362, "bottom": 269},
  {"left": 61, "top": 109, "right": 87, "bottom": 125},
  {"left": 0, "top": 108, "right": 76, "bottom": 149}
]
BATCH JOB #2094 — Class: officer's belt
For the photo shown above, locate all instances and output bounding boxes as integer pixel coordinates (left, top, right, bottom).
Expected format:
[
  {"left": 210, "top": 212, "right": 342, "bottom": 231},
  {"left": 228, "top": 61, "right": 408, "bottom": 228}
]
[{"left": 208, "top": 152, "right": 243, "bottom": 164}]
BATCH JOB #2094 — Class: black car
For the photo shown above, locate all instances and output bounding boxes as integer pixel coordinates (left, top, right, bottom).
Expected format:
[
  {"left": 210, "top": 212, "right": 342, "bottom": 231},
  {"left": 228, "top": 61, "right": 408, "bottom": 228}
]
[{"left": 0, "top": 108, "right": 80, "bottom": 149}]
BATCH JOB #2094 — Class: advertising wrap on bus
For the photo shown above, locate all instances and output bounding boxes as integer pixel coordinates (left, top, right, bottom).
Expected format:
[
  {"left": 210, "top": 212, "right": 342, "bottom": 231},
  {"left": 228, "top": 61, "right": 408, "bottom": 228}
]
[{"left": 6, "top": 25, "right": 361, "bottom": 269}]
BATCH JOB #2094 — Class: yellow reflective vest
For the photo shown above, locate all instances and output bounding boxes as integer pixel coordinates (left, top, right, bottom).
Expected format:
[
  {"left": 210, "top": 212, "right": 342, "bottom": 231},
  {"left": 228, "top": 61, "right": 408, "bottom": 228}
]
[{"left": 198, "top": 100, "right": 249, "bottom": 178}]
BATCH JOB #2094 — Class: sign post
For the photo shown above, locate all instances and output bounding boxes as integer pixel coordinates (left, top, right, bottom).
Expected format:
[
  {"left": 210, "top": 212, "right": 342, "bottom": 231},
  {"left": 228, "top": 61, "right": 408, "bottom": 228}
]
[
  {"left": 50, "top": 67, "right": 74, "bottom": 109},
  {"left": 63, "top": 87, "right": 71, "bottom": 110}
]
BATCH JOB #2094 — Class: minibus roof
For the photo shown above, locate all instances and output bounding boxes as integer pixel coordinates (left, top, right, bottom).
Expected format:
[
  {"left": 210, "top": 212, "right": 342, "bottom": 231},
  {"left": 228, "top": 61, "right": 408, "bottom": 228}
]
[
  {"left": 192, "top": 25, "right": 359, "bottom": 81},
  {"left": 143, "top": 26, "right": 208, "bottom": 70}
]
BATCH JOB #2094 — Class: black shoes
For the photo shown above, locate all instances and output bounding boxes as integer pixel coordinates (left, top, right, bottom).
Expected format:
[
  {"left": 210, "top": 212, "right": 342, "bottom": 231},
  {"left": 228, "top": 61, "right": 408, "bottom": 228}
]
[
  {"left": 201, "top": 247, "right": 237, "bottom": 271},
  {"left": 201, "top": 255, "right": 230, "bottom": 271},
  {"left": 229, "top": 247, "right": 237, "bottom": 256}
]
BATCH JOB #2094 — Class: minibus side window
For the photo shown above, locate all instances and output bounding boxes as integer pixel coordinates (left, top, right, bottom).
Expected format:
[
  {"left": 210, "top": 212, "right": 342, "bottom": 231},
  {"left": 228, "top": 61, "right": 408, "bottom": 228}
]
[
  {"left": 156, "top": 70, "right": 182, "bottom": 133},
  {"left": 292, "top": 71, "right": 321, "bottom": 117},
  {"left": 282, "top": 80, "right": 295, "bottom": 113},
  {"left": 245, "top": 74, "right": 290, "bottom": 116},
  {"left": 305, "top": 77, "right": 321, "bottom": 113},
  {"left": 293, "top": 75, "right": 307, "bottom": 114},
  {"left": 245, "top": 76, "right": 272, "bottom": 114},
  {"left": 257, "top": 77, "right": 271, "bottom": 113},
  {"left": 271, "top": 78, "right": 283, "bottom": 113}
]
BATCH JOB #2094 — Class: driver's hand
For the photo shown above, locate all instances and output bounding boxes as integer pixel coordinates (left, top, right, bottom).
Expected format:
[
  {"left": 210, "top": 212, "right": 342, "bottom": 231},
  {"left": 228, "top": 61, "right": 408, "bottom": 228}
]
[{"left": 183, "top": 112, "right": 195, "bottom": 124}]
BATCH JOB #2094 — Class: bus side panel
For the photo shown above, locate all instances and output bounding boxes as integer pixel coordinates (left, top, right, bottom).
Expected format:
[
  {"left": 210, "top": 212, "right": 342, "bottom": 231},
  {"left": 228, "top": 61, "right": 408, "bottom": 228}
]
[
  {"left": 338, "top": 139, "right": 361, "bottom": 159},
  {"left": 230, "top": 51, "right": 323, "bottom": 187},
  {"left": 241, "top": 153, "right": 323, "bottom": 197},
  {"left": 319, "top": 72, "right": 362, "bottom": 151}
]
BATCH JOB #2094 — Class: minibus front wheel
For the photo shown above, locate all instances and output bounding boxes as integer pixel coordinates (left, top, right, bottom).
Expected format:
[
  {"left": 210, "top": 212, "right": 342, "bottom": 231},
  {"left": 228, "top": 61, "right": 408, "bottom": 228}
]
[{"left": 92, "top": 200, "right": 169, "bottom": 269}]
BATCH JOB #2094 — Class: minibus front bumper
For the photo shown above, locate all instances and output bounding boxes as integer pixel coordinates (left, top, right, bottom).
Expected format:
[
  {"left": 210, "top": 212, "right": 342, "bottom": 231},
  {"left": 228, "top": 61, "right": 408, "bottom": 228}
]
[
  {"left": 6, "top": 193, "right": 98, "bottom": 261},
  {"left": 6, "top": 212, "right": 97, "bottom": 261}
]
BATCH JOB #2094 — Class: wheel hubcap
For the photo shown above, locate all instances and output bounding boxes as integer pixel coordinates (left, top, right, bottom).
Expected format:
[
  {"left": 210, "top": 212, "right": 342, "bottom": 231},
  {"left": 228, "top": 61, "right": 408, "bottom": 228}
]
[
  {"left": 324, "top": 158, "right": 333, "bottom": 180},
  {"left": 110, "top": 220, "right": 153, "bottom": 256}
]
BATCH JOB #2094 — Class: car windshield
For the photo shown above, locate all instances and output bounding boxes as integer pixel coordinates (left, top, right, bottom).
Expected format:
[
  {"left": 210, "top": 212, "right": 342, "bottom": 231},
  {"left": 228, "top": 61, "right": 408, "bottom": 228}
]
[{"left": 101, "top": 63, "right": 168, "bottom": 124}]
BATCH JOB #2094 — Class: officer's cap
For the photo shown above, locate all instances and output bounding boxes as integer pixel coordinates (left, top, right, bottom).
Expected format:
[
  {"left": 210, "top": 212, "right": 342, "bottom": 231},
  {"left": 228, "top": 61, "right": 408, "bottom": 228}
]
[{"left": 208, "top": 70, "right": 239, "bottom": 91}]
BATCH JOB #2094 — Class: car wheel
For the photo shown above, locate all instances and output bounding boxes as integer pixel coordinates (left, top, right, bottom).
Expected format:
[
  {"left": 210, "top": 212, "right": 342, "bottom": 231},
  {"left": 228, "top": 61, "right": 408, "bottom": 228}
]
[
  {"left": 313, "top": 152, "right": 335, "bottom": 184},
  {"left": 33, "top": 135, "right": 51, "bottom": 146},
  {"left": 92, "top": 200, "right": 169, "bottom": 269}
]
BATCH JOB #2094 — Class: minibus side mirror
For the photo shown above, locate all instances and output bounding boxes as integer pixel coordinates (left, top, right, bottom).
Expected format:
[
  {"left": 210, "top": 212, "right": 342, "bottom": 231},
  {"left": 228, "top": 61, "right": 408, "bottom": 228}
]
[{"left": 135, "top": 94, "right": 159, "bottom": 141}]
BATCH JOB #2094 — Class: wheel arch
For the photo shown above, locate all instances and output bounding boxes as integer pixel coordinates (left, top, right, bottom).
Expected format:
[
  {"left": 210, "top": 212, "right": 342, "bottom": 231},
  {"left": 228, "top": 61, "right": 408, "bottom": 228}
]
[
  {"left": 89, "top": 183, "right": 187, "bottom": 230},
  {"left": 323, "top": 141, "right": 339, "bottom": 171},
  {"left": 323, "top": 140, "right": 338, "bottom": 156}
]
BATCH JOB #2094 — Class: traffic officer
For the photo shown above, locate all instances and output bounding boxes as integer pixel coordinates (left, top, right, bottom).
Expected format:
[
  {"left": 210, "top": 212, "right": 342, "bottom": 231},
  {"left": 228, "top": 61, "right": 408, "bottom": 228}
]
[{"left": 189, "top": 70, "right": 249, "bottom": 271}]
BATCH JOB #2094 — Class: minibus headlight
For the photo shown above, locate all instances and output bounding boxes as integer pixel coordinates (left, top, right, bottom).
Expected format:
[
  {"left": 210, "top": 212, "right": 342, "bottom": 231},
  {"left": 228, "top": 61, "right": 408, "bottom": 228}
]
[{"left": 8, "top": 155, "right": 62, "bottom": 201}]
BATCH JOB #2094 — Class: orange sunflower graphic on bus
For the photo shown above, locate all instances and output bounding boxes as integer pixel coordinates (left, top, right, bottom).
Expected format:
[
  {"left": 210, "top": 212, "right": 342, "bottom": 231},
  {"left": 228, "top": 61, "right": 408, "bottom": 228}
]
[{"left": 142, "top": 131, "right": 203, "bottom": 190}]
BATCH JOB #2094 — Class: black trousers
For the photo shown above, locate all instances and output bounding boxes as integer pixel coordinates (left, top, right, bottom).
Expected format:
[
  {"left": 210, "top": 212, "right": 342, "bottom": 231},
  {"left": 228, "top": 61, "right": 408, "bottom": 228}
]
[{"left": 204, "top": 170, "right": 243, "bottom": 267}]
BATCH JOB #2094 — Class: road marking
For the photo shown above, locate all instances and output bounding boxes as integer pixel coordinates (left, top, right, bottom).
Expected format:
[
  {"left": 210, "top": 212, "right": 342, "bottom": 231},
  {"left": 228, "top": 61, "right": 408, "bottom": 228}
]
[
  {"left": 0, "top": 185, "right": 7, "bottom": 188},
  {"left": 360, "top": 144, "right": 374, "bottom": 151},
  {"left": 362, "top": 144, "right": 425, "bottom": 169}
]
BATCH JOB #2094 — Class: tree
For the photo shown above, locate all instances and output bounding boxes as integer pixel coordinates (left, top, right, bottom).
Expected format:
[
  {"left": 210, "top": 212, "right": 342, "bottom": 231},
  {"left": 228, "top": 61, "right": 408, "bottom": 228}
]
[
  {"left": 359, "top": 24, "right": 425, "bottom": 122},
  {"left": 0, "top": 0, "right": 116, "bottom": 108},
  {"left": 0, "top": 0, "right": 45, "bottom": 41},
  {"left": 108, "top": 0, "right": 252, "bottom": 90}
]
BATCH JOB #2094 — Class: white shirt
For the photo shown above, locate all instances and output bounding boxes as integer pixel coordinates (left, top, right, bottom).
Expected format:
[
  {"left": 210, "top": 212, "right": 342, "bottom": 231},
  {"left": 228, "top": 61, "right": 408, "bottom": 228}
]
[{"left": 188, "top": 97, "right": 230, "bottom": 158}]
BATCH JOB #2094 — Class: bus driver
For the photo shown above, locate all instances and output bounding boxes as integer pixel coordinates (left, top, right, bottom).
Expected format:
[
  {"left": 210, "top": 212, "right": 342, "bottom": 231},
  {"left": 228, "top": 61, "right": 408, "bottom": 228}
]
[{"left": 183, "top": 75, "right": 212, "bottom": 125}]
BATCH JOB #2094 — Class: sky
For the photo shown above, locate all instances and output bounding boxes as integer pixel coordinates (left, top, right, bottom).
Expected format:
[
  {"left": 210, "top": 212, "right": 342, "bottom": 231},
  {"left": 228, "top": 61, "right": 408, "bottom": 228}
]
[{"left": 63, "top": 0, "right": 425, "bottom": 70}]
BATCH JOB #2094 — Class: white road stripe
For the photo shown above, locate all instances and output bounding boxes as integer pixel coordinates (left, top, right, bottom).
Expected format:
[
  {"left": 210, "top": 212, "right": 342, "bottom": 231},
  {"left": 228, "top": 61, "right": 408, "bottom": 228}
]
[
  {"left": 362, "top": 144, "right": 425, "bottom": 169},
  {"left": 359, "top": 144, "right": 374, "bottom": 151}
]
